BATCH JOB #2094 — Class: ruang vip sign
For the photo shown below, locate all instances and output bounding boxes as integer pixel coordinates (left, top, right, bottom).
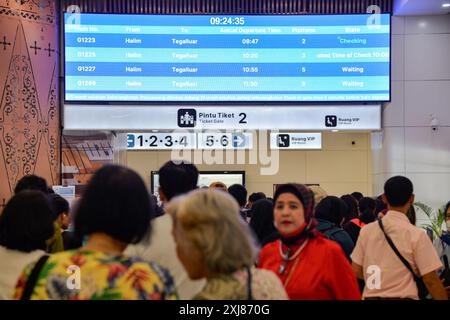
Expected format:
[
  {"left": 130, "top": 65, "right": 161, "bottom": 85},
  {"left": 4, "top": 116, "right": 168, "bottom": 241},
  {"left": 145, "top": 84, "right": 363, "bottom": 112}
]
[
  {"left": 270, "top": 133, "right": 322, "bottom": 150},
  {"left": 63, "top": 105, "right": 381, "bottom": 131}
]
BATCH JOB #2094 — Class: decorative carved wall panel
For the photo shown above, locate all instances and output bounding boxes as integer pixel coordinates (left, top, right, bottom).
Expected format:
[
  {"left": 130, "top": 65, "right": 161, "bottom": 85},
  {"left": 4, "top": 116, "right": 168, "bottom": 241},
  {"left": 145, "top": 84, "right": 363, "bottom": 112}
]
[{"left": 0, "top": 0, "right": 59, "bottom": 210}]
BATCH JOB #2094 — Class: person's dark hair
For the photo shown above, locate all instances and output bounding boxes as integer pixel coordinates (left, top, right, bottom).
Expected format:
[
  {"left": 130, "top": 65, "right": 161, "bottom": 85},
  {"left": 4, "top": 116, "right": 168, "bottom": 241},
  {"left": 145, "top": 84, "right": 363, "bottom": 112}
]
[
  {"left": 49, "top": 194, "right": 69, "bottom": 220},
  {"left": 14, "top": 175, "right": 48, "bottom": 194},
  {"left": 407, "top": 205, "right": 416, "bottom": 225},
  {"left": 150, "top": 194, "right": 164, "bottom": 218},
  {"left": 249, "top": 192, "right": 266, "bottom": 203},
  {"left": 351, "top": 192, "right": 364, "bottom": 201},
  {"left": 384, "top": 176, "right": 413, "bottom": 207},
  {"left": 358, "top": 197, "right": 376, "bottom": 224},
  {"left": 228, "top": 184, "right": 248, "bottom": 208},
  {"left": 249, "top": 199, "right": 277, "bottom": 246},
  {"left": 341, "top": 194, "right": 358, "bottom": 224},
  {"left": 0, "top": 191, "right": 54, "bottom": 252},
  {"left": 74, "top": 165, "right": 154, "bottom": 244},
  {"left": 158, "top": 161, "right": 199, "bottom": 201},
  {"left": 315, "top": 196, "right": 348, "bottom": 226},
  {"left": 375, "top": 198, "right": 387, "bottom": 215},
  {"left": 445, "top": 201, "right": 450, "bottom": 215}
]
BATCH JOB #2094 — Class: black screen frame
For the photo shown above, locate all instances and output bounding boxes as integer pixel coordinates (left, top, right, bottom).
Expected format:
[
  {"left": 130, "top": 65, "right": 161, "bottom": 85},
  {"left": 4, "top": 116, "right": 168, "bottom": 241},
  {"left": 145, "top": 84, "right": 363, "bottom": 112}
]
[
  {"left": 61, "top": 12, "right": 392, "bottom": 105},
  {"left": 150, "top": 170, "right": 246, "bottom": 194}
]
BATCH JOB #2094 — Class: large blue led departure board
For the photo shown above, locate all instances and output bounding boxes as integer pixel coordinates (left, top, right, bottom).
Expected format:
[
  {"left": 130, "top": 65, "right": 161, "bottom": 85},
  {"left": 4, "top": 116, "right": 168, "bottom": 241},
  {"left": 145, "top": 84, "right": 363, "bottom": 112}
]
[{"left": 64, "top": 13, "right": 390, "bottom": 102}]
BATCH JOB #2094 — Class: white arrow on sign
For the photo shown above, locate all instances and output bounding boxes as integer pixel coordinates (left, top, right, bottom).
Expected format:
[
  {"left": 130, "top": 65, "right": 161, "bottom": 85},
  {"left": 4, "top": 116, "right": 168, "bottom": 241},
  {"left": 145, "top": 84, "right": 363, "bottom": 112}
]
[{"left": 233, "top": 134, "right": 245, "bottom": 147}]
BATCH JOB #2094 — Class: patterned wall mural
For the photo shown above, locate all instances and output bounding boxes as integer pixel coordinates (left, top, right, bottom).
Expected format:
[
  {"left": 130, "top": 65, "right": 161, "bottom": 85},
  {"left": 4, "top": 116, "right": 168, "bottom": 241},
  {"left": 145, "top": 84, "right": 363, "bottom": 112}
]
[{"left": 0, "top": 0, "right": 59, "bottom": 210}]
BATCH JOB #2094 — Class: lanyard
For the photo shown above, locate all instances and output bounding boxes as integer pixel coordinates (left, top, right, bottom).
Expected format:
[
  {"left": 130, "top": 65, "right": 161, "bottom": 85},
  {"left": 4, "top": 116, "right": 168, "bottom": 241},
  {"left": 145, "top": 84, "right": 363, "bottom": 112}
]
[{"left": 277, "top": 239, "right": 310, "bottom": 275}]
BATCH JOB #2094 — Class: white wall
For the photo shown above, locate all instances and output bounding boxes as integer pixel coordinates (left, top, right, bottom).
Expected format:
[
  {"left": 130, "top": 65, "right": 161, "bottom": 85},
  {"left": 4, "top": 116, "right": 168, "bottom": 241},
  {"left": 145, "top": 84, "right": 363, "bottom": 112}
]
[{"left": 372, "top": 15, "right": 450, "bottom": 224}]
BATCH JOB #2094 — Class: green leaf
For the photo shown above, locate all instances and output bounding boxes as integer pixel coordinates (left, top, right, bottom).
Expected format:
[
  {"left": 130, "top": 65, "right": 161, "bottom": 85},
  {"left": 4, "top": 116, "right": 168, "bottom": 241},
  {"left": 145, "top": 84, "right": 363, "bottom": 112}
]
[
  {"left": 414, "top": 202, "right": 433, "bottom": 218},
  {"left": 91, "top": 287, "right": 122, "bottom": 300},
  {"left": 39, "top": 262, "right": 57, "bottom": 279},
  {"left": 437, "top": 207, "right": 446, "bottom": 227},
  {"left": 34, "top": 261, "right": 58, "bottom": 289},
  {"left": 415, "top": 201, "right": 448, "bottom": 241}
]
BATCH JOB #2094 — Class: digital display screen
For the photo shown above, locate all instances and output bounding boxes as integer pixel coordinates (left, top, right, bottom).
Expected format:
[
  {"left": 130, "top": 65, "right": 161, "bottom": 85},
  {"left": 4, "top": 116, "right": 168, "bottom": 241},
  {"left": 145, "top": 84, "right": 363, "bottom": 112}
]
[
  {"left": 64, "top": 13, "right": 390, "bottom": 102},
  {"left": 150, "top": 171, "right": 245, "bottom": 195}
]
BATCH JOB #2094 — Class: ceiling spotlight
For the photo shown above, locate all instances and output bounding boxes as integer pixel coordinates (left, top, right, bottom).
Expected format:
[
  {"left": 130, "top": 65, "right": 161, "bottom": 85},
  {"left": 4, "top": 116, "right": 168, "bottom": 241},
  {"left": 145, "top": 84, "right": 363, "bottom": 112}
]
[{"left": 443, "top": 3, "right": 450, "bottom": 8}]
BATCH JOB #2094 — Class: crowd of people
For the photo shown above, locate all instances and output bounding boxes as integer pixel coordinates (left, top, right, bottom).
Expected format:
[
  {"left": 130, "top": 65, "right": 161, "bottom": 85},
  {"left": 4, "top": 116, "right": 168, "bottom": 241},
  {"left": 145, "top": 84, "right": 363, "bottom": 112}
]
[{"left": 0, "top": 161, "right": 449, "bottom": 300}]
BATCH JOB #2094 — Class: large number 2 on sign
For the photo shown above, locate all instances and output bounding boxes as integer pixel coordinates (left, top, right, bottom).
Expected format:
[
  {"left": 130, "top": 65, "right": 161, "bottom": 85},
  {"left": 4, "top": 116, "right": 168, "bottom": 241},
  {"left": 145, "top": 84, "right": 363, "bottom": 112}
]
[{"left": 239, "top": 113, "right": 247, "bottom": 124}]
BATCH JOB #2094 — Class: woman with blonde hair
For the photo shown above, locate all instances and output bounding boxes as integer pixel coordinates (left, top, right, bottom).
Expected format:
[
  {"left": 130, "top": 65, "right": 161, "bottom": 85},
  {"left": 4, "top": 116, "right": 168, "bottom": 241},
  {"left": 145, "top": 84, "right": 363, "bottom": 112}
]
[{"left": 167, "top": 189, "right": 287, "bottom": 300}]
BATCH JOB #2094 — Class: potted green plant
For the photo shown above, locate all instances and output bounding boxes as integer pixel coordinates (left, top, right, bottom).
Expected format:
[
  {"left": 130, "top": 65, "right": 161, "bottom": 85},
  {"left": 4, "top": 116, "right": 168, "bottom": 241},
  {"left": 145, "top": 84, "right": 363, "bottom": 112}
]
[{"left": 414, "top": 202, "right": 446, "bottom": 241}]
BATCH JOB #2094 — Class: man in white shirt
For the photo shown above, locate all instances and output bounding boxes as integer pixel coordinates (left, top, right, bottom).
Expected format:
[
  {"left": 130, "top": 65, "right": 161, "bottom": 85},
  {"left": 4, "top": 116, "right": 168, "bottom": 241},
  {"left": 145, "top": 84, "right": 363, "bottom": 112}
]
[
  {"left": 125, "top": 161, "right": 204, "bottom": 299},
  {"left": 352, "top": 176, "right": 447, "bottom": 300}
]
